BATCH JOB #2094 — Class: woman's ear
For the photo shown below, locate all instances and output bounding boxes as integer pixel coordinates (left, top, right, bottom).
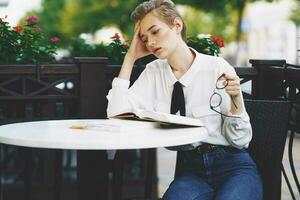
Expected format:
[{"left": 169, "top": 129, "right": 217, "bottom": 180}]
[{"left": 172, "top": 17, "right": 183, "bottom": 34}]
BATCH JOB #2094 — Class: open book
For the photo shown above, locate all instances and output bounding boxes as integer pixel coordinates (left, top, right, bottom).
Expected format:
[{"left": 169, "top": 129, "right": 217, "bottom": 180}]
[{"left": 109, "top": 110, "right": 204, "bottom": 127}]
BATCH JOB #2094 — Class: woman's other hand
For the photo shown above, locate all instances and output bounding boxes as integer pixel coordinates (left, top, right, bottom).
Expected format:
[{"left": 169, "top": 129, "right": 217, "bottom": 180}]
[
  {"left": 224, "top": 74, "right": 243, "bottom": 115},
  {"left": 224, "top": 74, "right": 241, "bottom": 97}
]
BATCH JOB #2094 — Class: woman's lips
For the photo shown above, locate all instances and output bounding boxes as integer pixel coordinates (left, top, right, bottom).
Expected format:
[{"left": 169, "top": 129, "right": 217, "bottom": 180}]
[{"left": 153, "top": 47, "right": 162, "bottom": 54}]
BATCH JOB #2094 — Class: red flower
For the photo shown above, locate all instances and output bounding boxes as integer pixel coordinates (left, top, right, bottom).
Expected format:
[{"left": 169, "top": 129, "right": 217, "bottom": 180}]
[
  {"left": 13, "top": 25, "right": 23, "bottom": 33},
  {"left": 26, "top": 16, "right": 39, "bottom": 24},
  {"left": 111, "top": 33, "right": 120, "bottom": 40},
  {"left": 210, "top": 36, "right": 224, "bottom": 48},
  {"left": 32, "top": 26, "right": 42, "bottom": 32},
  {"left": 121, "top": 44, "right": 128, "bottom": 49},
  {"left": 50, "top": 36, "right": 60, "bottom": 43}
]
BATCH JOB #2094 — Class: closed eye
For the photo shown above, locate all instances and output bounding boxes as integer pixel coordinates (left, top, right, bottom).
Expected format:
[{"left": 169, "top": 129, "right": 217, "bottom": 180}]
[{"left": 152, "top": 29, "right": 159, "bottom": 35}]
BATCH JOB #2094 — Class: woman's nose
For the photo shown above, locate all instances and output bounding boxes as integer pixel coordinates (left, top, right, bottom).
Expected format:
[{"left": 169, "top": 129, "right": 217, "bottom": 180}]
[{"left": 148, "top": 40, "right": 156, "bottom": 47}]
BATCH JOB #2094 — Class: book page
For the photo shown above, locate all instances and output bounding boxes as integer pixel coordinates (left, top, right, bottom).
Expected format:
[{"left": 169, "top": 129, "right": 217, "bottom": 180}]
[
  {"left": 112, "top": 112, "right": 139, "bottom": 119},
  {"left": 138, "top": 110, "right": 204, "bottom": 127}
]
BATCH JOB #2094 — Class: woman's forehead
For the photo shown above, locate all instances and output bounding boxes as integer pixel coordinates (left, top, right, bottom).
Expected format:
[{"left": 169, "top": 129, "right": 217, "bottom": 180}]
[{"left": 140, "top": 13, "right": 167, "bottom": 34}]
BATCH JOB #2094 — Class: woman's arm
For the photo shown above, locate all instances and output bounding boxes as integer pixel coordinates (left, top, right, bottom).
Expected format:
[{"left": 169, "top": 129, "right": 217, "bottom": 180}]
[
  {"left": 107, "top": 22, "right": 153, "bottom": 117},
  {"left": 219, "top": 59, "right": 252, "bottom": 148},
  {"left": 118, "top": 22, "right": 151, "bottom": 80}
]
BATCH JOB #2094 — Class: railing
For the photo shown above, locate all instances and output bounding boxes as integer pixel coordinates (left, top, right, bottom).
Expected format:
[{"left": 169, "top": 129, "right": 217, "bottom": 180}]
[{"left": 0, "top": 58, "right": 156, "bottom": 200}]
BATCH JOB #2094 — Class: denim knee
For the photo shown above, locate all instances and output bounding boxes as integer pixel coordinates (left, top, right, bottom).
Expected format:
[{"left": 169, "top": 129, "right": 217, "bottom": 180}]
[{"left": 163, "top": 175, "right": 213, "bottom": 200}]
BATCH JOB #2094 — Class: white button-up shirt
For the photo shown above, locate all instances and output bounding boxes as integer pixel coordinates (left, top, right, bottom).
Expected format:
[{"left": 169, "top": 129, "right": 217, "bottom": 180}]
[{"left": 106, "top": 49, "right": 252, "bottom": 149}]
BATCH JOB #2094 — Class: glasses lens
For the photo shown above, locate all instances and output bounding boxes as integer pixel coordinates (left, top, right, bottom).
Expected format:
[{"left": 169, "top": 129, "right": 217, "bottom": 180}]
[
  {"left": 216, "top": 76, "right": 227, "bottom": 89},
  {"left": 210, "top": 93, "right": 222, "bottom": 108}
]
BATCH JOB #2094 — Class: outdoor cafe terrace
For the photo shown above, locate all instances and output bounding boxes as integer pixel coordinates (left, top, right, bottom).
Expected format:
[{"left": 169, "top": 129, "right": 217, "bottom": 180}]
[{"left": 0, "top": 58, "right": 299, "bottom": 200}]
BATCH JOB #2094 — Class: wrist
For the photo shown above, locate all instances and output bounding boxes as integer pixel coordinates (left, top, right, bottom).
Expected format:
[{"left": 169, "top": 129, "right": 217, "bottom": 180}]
[
  {"left": 125, "top": 53, "right": 137, "bottom": 64},
  {"left": 230, "top": 94, "right": 243, "bottom": 114}
]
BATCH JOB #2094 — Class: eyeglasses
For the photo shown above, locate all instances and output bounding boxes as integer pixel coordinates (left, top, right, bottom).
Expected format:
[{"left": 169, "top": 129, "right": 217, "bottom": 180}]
[{"left": 209, "top": 73, "right": 240, "bottom": 118}]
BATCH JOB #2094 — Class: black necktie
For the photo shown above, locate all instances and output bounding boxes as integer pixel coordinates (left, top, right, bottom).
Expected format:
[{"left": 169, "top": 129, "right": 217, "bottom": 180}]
[{"left": 170, "top": 81, "right": 186, "bottom": 116}]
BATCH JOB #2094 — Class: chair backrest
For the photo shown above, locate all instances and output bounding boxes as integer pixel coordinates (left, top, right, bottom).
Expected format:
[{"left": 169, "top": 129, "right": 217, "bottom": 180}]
[{"left": 244, "top": 99, "right": 291, "bottom": 200}]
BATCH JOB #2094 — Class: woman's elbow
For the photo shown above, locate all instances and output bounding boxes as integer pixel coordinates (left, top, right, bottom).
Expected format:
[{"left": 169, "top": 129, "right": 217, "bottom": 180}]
[{"left": 224, "top": 126, "right": 252, "bottom": 149}]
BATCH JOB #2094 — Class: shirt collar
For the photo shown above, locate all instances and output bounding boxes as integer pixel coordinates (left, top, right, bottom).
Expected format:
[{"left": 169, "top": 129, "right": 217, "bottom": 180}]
[{"left": 166, "top": 48, "right": 202, "bottom": 88}]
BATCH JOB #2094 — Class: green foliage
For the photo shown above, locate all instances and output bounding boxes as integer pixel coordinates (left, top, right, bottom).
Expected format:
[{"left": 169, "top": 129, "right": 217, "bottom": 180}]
[
  {"left": 105, "top": 33, "right": 129, "bottom": 64},
  {"left": 187, "top": 35, "right": 224, "bottom": 56},
  {"left": 68, "top": 32, "right": 223, "bottom": 65},
  {"left": 22, "top": 0, "right": 66, "bottom": 46},
  {"left": 183, "top": 5, "right": 237, "bottom": 43},
  {"left": 0, "top": 16, "right": 60, "bottom": 64},
  {"left": 290, "top": 1, "right": 300, "bottom": 26},
  {"left": 175, "top": 0, "right": 276, "bottom": 42},
  {"left": 69, "top": 37, "right": 107, "bottom": 57},
  {"left": 68, "top": 33, "right": 128, "bottom": 64},
  {"left": 60, "top": 0, "right": 137, "bottom": 40},
  {"left": 20, "top": 0, "right": 277, "bottom": 47}
]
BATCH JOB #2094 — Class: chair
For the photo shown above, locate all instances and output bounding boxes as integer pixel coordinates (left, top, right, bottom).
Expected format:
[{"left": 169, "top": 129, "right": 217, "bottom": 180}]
[
  {"left": 140, "top": 99, "right": 291, "bottom": 200},
  {"left": 286, "top": 66, "right": 300, "bottom": 196},
  {"left": 174, "top": 99, "right": 291, "bottom": 200},
  {"left": 244, "top": 99, "right": 291, "bottom": 200}
]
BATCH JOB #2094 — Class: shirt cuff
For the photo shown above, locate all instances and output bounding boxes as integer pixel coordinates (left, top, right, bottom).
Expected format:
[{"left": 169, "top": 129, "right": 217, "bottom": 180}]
[
  {"left": 112, "top": 78, "right": 130, "bottom": 89},
  {"left": 228, "top": 109, "right": 250, "bottom": 121}
]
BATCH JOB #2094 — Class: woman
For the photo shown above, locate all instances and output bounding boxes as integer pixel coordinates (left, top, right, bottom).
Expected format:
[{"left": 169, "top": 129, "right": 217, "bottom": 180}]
[{"left": 106, "top": 0, "right": 262, "bottom": 199}]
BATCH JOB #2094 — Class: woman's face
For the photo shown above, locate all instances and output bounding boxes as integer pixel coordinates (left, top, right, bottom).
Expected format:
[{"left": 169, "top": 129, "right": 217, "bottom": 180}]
[{"left": 139, "top": 12, "right": 181, "bottom": 59}]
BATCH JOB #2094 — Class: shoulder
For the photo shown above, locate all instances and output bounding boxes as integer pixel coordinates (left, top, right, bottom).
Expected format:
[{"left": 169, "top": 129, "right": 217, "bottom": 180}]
[
  {"left": 196, "top": 52, "right": 228, "bottom": 67},
  {"left": 144, "top": 59, "right": 168, "bottom": 73},
  {"left": 196, "top": 52, "right": 235, "bottom": 75}
]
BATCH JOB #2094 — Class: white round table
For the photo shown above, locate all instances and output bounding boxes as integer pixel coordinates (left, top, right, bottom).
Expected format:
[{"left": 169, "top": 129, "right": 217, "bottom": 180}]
[
  {"left": 0, "top": 119, "right": 208, "bottom": 150},
  {"left": 0, "top": 119, "right": 208, "bottom": 200}
]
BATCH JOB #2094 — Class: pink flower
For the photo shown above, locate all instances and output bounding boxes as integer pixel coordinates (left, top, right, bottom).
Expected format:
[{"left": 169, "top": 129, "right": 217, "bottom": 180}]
[
  {"left": 50, "top": 36, "right": 60, "bottom": 43},
  {"left": 111, "top": 33, "right": 120, "bottom": 40},
  {"left": 32, "top": 26, "right": 42, "bottom": 32},
  {"left": 26, "top": 16, "right": 39, "bottom": 24},
  {"left": 13, "top": 25, "right": 23, "bottom": 33}
]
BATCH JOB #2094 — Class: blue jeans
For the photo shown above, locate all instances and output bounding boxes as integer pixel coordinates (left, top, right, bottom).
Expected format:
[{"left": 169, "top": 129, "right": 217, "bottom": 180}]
[{"left": 163, "top": 146, "right": 262, "bottom": 200}]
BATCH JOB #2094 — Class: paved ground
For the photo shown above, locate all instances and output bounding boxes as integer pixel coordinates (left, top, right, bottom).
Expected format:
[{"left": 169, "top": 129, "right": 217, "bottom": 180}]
[{"left": 157, "top": 132, "right": 300, "bottom": 199}]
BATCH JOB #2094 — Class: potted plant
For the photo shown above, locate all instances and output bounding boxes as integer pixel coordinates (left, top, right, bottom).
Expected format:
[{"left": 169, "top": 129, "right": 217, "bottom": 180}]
[
  {"left": 68, "top": 32, "right": 224, "bottom": 66},
  {"left": 0, "top": 15, "right": 60, "bottom": 64}
]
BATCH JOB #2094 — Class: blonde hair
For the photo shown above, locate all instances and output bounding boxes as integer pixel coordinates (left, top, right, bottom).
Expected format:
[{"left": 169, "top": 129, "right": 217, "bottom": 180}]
[{"left": 130, "top": 0, "right": 186, "bottom": 42}]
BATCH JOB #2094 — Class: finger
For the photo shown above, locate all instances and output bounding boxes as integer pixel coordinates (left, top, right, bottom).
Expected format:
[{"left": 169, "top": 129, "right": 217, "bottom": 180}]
[
  {"left": 225, "top": 89, "right": 240, "bottom": 95},
  {"left": 134, "top": 26, "right": 140, "bottom": 38},
  {"left": 134, "top": 21, "right": 140, "bottom": 31},
  {"left": 226, "top": 80, "right": 240, "bottom": 86},
  {"left": 224, "top": 74, "right": 239, "bottom": 81},
  {"left": 225, "top": 88, "right": 240, "bottom": 94},
  {"left": 225, "top": 85, "right": 240, "bottom": 91}
]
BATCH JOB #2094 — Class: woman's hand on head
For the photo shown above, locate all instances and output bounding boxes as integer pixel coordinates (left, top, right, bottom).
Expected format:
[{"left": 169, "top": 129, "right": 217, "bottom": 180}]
[{"left": 126, "top": 22, "right": 151, "bottom": 61}]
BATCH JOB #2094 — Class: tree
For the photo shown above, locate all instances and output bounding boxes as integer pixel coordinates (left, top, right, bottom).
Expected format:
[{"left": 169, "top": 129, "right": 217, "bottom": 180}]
[
  {"left": 174, "top": 0, "right": 276, "bottom": 42},
  {"left": 21, "top": 0, "right": 278, "bottom": 46},
  {"left": 60, "top": 0, "right": 138, "bottom": 40},
  {"left": 182, "top": 5, "right": 238, "bottom": 42},
  {"left": 290, "top": 0, "right": 300, "bottom": 26}
]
